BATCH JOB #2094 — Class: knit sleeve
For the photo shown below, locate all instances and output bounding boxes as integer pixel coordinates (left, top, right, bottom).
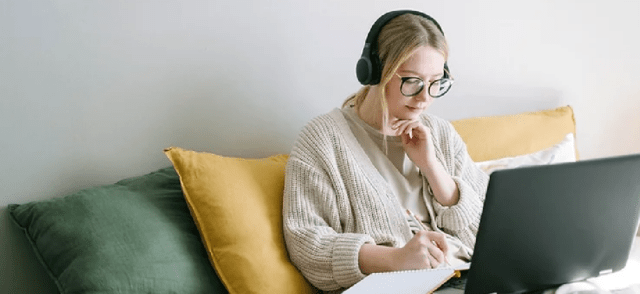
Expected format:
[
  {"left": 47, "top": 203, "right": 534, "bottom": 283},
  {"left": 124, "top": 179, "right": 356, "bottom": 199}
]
[
  {"left": 282, "top": 124, "right": 374, "bottom": 291},
  {"left": 430, "top": 120, "right": 489, "bottom": 249}
]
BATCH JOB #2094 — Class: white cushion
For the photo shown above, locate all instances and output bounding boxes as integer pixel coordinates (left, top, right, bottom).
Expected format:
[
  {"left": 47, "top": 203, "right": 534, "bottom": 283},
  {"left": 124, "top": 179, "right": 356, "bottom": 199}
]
[{"left": 475, "top": 133, "right": 576, "bottom": 175}]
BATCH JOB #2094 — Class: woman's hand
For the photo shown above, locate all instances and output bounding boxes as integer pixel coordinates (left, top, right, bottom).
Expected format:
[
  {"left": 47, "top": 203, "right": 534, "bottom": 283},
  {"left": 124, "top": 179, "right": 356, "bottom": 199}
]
[
  {"left": 391, "top": 118, "right": 460, "bottom": 206},
  {"left": 391, "top": 119, "right": 436, "bottom": 167},
  {"left": 391, "top": 230, "right": 448, "bottom": 271},
  {"left": 358, "top": 231, "right": 449, "bottom": 274}
]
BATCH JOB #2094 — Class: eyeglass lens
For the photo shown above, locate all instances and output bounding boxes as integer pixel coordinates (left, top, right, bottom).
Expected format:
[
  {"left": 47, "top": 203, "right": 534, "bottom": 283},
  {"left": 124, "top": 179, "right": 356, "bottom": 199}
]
[{"left": 401, "top": 77, "right": 452, "bottom": 98}]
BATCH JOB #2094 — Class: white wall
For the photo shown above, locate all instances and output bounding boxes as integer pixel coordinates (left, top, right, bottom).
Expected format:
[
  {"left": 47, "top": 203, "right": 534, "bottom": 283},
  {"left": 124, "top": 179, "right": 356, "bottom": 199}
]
[{"left": 2, "top": 0, "right": 639, "bottom": 292}]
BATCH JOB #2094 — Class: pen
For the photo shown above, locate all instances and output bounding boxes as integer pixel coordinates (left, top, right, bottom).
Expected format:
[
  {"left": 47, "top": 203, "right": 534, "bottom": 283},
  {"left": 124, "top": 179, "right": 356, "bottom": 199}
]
[{"left": 406, "top": 209, "right": 428, "bottom": 231}]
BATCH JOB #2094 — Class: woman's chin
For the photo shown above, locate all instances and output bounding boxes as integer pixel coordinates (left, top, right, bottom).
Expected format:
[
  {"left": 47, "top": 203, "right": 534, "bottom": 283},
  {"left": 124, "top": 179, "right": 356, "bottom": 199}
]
[{"left": 397, "top": 110, "right": 422, "bottom": 120}]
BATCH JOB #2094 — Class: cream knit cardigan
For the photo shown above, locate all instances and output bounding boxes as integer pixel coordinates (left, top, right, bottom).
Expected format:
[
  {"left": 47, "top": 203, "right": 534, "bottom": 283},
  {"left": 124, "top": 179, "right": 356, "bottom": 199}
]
[{"left": 283, "top": 108, "right": 489, "bottom": 291}]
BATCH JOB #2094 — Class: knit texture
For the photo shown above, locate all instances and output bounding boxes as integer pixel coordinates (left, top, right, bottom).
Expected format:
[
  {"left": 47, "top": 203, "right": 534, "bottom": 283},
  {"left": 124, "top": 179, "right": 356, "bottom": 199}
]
[{"left": 282, "top": 108, "right": 489, "bottom": 291}]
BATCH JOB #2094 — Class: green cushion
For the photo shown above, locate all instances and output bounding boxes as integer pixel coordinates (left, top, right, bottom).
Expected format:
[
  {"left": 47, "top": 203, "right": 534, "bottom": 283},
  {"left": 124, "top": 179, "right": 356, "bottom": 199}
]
[{"left": 8, "top": 167, "right": 228, "bottom": 294}]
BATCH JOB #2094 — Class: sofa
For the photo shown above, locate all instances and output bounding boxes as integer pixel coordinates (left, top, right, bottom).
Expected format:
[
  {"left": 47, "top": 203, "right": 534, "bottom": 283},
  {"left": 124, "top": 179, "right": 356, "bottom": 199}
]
[{"left": 8, "top": 105, "right": 640, "bottom": 294}]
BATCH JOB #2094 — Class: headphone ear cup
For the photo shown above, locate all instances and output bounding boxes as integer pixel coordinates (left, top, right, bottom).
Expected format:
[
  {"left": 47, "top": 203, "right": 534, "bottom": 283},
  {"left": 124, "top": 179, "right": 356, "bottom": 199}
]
[
  {"left": 356, "top": 56, "right": 373, "bottom": 85},
  {"left": 356, "top": 54, "right": 382, "bottom": 85},
  {"left": 368, "top": 54, "right": 381, "bottom": 85},
  {"left": 356, "top": 44, "right": 376, "bottom": 85}
]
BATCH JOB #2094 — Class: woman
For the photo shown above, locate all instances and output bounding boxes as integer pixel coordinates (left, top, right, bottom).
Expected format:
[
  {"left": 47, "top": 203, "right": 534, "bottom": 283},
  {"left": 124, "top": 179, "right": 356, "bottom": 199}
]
[{"left": 283, "top": 10, "right": 489, "bottom": 292}]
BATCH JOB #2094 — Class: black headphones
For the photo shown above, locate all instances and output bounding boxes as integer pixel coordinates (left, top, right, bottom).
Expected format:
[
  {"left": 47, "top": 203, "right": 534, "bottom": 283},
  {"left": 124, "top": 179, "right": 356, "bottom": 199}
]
[{"left": 355, "top": 10, "right": 450, "bottom": 85}]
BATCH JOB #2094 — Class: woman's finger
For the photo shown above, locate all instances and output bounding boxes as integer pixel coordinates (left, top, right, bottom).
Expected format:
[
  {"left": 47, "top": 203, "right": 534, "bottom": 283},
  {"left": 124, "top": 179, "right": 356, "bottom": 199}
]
[
  {"left": 393, "top": 119, "right": 417, "bottom": 130},
  {"left": 427, "top": 243, "right": 445, "bottom": 265},
  {"left": 424, "top": 251, "right": 432, "bottom": 269},
  {"left": 397, "top": 120, "right": 420, "bottom": 137},
  {"left": 426, "top": 250, "right": 442, "bottom": 268},
  {"left": 429, "top": 232, "right": 449, "bottom": 255}
]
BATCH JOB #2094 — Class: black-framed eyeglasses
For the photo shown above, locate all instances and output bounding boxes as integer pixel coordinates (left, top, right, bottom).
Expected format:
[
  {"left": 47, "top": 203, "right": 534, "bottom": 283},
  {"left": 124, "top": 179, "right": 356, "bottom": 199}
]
[{"left": 395, "top": 73, "right": 454, "bottom": 98}]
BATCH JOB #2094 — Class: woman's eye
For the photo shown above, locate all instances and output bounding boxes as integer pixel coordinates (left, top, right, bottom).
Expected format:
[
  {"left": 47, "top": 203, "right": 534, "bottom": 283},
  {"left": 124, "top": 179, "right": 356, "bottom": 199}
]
[{"left": 405, "top": 78, "right": 421, "bottom": 85}]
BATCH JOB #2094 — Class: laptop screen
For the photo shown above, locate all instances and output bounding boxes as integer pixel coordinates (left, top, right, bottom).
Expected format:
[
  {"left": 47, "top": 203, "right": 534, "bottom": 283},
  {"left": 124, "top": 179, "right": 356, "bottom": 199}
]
[{"left": 464, "top": 153, "right": 640, "bottom": 294}]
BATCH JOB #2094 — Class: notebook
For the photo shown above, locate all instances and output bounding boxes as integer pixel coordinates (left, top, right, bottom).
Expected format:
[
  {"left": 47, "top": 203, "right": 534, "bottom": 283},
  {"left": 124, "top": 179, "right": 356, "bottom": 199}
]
[
  {"left": 344, "top": 267, "right": 458, "bottom": 294},
  {"left": 464, "top": 153, "right": 640, "bottom": 294}
]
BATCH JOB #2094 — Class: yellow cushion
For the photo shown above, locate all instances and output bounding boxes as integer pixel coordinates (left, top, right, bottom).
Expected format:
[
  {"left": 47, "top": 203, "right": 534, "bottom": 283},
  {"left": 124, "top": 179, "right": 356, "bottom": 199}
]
[
  {"left": 451, "top": 105, "right": 578, "bottom": 162},
  {"left": 164, "top": 147, "right": 313, "bottom": 294}
]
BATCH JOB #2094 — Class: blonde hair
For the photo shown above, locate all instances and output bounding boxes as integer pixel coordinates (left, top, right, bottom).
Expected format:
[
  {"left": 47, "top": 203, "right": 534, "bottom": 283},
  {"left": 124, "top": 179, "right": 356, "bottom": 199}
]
[{"left": 343, "top": 13, "right": 449, "bottom": 129}]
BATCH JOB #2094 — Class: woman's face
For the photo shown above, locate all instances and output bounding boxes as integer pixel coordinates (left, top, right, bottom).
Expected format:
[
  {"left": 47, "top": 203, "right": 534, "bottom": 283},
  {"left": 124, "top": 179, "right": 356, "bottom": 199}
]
[{"left": 385, "top": 46, "right": 446, "bottom": 121}]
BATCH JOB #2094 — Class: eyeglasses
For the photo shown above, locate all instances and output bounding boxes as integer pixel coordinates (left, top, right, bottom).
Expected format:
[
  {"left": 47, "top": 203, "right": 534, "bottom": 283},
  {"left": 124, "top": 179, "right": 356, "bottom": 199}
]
[{"left": 395, "top": 73, "right": 454, "bottom": 98}]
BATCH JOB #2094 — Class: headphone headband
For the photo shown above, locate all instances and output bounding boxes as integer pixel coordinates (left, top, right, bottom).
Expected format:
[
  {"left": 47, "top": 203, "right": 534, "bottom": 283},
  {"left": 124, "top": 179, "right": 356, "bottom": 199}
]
[{"left": 356, "top": 10, "right": 449, "bottom": 85}]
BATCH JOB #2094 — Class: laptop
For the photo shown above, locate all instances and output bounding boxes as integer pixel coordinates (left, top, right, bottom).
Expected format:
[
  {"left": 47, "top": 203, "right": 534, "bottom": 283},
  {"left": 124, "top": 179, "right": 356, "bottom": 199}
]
[{"left": 464, "top": 153, "right": 640, "bottom": 294}]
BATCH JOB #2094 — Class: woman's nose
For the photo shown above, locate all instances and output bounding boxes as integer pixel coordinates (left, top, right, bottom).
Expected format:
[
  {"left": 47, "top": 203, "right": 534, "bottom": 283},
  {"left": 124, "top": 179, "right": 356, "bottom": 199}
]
[{"left": 414, "top": 89, "right": 430, "bottom": 102}]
